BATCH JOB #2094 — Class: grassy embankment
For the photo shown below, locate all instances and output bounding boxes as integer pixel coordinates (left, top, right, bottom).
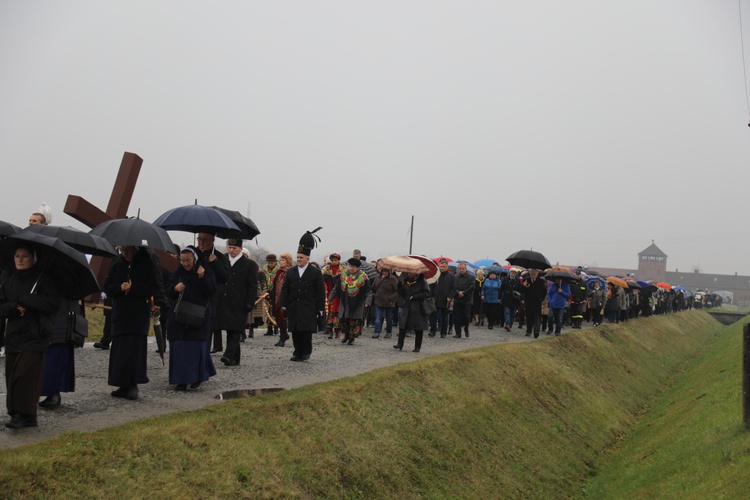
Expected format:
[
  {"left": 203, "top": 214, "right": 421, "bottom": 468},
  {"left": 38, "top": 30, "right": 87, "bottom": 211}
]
[{"left": 1, "top": 310, "right": 747, "bottom": 498}]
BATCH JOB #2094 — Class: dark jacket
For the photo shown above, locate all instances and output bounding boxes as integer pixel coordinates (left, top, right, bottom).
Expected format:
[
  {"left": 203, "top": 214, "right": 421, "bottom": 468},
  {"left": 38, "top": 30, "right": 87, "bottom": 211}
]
[
  {"left": 521, "top": 276, "right": 547, "bottom": 308},
  {"left": 50, "top": 297, "right": 85, "bottom": 345},
  {"left": 329, "top": 270, "right": 370, "bottom": 320},
  {"left": 454, "top": 272, "right": 475, "bottom": 305},
  {"left": 0, "top": 267, "right": 62, "bottom": 353},
  {"left": 570, "top": 280, "right": 588, "bottom": 303},
  {"left": 398, "top": 274, "right": 431, "bottom": 330},
  {"left": 500, "top": 276, "right": 521, "bottom": 307},
  {"left": 280, "top": 265, "right": 326, "bottom": 333},
  {"left": 166, "top": 264, "right": 217, "bottom": 341},
  {"left": 372, "top": 273, "right": 399, "bottom": 308},
  {"left": 103, "top": 250, "right": 163, "bottom": 337},
  {"left": 196, "top": 246, "right": 228, "bottom": 328},
  {"left": 430, "top": 271, "right": 457, "bottom": 309},
  {"left": 217, "top": 255, "right": 259, "bottom": 331}
]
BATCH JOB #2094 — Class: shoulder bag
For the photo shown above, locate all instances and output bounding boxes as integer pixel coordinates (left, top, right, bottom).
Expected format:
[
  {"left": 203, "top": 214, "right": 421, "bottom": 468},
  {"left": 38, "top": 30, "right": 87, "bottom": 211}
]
[{"left": 174, "top": 291, "right": 207, "bottom": 328}]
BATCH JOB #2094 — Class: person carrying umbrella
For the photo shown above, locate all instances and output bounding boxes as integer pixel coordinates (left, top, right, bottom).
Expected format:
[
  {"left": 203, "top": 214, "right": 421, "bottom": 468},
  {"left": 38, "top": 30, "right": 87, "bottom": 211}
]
[
  {"left": 0, "top": 242, "right": 63, "bottom": 428},
  {"left": 521, "top": 269, "right": 547, "bottom": 338},
  {"left": 546, "top": 275, "right": 571, "bottom": 336},
  {"left": 103, "top": 245, "right": 163, "bottom": 400},
  {"left": 165, "top": 246, "right": 217, "bottom": 389},
  {"left": 194, "top": 233, "right": 229, "bottom": 355}
]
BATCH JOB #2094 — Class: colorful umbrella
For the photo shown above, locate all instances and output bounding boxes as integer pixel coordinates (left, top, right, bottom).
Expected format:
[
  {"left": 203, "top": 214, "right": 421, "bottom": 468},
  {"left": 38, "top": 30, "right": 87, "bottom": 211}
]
[
  {"left": 379, "top": 255, "right": 430, "bottom": 275},
  {"left": 655, "top": 282, "right": 672, "bottom": 290},
  {"left": 408, "top": 255, "right": 439, "bottom": 279},
  {"left": 606, "top": 276, "right": 630, "bottom": 289}
]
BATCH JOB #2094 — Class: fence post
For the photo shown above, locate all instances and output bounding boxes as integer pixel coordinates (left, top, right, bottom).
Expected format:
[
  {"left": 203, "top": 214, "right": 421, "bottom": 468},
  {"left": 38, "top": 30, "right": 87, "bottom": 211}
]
[{"left": 744, "top": 323, "right": 750, "bottom": 428}]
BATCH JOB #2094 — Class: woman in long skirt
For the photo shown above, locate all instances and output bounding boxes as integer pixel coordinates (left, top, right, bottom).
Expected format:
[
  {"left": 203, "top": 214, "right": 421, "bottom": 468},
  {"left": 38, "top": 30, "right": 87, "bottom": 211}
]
[{"left": 165, "top": 247, "right": 217, "bottom": 390}]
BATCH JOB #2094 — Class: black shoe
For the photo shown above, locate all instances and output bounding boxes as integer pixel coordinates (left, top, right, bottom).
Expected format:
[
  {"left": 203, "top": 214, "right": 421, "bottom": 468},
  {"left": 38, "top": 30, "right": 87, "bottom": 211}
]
[
  {"left": 301, "top": 355, "right": 310, "bottom": 361},
  {"left": 428, "top": 332, "right": 436, "bottom": 337},
  {"left": 290, "top": 356, "right": 303, "bottom": 362},
  {"left": 372, "top": 334, "right": 380, "bottom": 338},
  {"left": 341, "top": 337, "right": 349, "bottom": 344},
  {"left": 111, "top": 387, "right": 128, "bottom": 398},
  {"left": 505, "top": 326, "right": 511, "bottom": 332},
  {"left": 125, "top": 386, "right": 139, "bottom": 400},
  {"left": 220, "top": 356, "right": 230, "bottom": 365},
  {"left": 210, "top": 348, "right": 222, "bottom": 354},
  {"left": 412, "top": 347, "right": 420, "bottom": 353},
  {"left": 5, "top": 414, "right": 37, "bottom": 429},
  {"left": 39, "top": 393, "right": 61, "bottom": 409},
  {"left": 93, "top": 342, "right": 109, "bottom": 350},
  {"left": 347, "top": 339, "right": 354, "bottom": 345},
  {"left": 393, "top": 344, "right": 403, "bottom": 350},
  {"left": 453, "top": 335, "right": 461, "bottom": 338},
  {"left": 175, "top": 384, "right": 187, "bottom": 391},
  {"left": 274, "top": 340, "right": 286, "bottom": 347},
  {"left": 525, "top": 332, "right": 531, "bottom": 337},
  {"left": 488, "top": 326, "right": 494, "bottom": 330},
  {"left": 190, "top": 382, "right": 202, "bottom": 389},
  {"left": 465, "top": 331, "right": 470, "bottom": 338}
]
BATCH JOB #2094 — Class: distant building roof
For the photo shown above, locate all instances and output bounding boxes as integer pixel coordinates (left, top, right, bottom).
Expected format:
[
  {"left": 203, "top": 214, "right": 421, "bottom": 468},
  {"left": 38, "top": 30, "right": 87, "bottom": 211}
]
[{"left": 638, "top": 241, "right": 667, "bottom": 258}]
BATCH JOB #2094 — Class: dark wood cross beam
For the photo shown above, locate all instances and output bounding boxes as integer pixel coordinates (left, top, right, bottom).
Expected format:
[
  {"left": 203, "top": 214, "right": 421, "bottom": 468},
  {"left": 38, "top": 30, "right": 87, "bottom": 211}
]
[{"left": 64, "top": 152, "right": 177, "bottom": 292}]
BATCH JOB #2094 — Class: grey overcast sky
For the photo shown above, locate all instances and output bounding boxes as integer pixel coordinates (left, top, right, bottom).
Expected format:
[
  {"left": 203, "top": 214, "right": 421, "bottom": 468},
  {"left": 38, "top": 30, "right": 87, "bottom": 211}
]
[{"left": 2, "top": 1, "right": 749, "bottom": 274}]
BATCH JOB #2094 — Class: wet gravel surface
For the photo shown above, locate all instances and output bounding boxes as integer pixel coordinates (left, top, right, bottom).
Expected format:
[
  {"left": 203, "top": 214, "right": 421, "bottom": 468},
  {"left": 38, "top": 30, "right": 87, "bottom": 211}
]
[{"left": 0, "top": 323, "right": 556, "bottom": 449}]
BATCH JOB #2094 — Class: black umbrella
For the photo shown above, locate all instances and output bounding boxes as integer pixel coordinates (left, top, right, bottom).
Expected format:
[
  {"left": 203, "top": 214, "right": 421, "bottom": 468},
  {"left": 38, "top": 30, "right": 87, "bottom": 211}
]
[
  {"left": 545, "top": 268, "right": 578, "bottom": 283},
  {"left": 208, "top": 206, "right": 261, "bottom": 240},
  {"left": 0, "top": 219, "right": 21, "bottom": 238},
  {"left": 153, "top": 205, "right": 240, "bottom": 235},
  {"left": 0, "top": 232, "right": 100, "bottom": 298},
  {"left": 152, "top": 310, "right": 166, "bottom": 365},
  {"left": 506, "top": 249, "right": 551, "bottom": 270},
  {"left": 24, "top": 225, "right": 117, "bottom": 257},
  {"left": 90, "top": 217, "right": 175, "bottom": 252}
]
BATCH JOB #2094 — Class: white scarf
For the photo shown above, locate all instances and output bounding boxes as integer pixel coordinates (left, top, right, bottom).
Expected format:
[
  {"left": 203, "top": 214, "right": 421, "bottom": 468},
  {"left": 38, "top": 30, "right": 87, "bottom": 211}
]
[{"left": 228, "top": 253, "right": 243, "bottom": 267}]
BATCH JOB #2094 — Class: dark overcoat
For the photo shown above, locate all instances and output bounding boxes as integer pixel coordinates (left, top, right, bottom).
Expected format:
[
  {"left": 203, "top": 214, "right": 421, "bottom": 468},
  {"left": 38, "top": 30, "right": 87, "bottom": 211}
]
[
  {"left": 165, "top": 264, "right": 217, "bottom": 341},
  {"left": 216, "top": 255, "right": 258, "bottom": 331},
  {"left": 397, "top": 274, "right": 431, "bottom": 331},
  {"left": 196, "top": 246, "right": 228, "bottom": 328},
  {"left": 0, "top": 267, "right": 62, "bottom": 353},
  {"left": 521, "top": 277, "right": 547, "bottom": 308},
  {"left": 102, "top": 250, "right": 163, "bottom": 337},
  {"left": 280, "top": 265, "right": 326, "bottom": 333},
  {"left": 329, "top": 270, "right": 370, "bottom": 320}
]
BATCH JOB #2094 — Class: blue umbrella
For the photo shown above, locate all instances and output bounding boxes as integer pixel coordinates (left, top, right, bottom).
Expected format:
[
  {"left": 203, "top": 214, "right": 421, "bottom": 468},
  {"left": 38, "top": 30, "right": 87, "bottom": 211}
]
[
  {"left": 474, "top": 258, "right": 500, "bottom": 268},
  {"left": 153, "top": 205, "right": 240, "bottom": 235},
  {"left": 586, "top": 277, "right": 606, "bottom": 289},
  {"left": 448, "top": 261, "right": 477, "bottom": 275}
]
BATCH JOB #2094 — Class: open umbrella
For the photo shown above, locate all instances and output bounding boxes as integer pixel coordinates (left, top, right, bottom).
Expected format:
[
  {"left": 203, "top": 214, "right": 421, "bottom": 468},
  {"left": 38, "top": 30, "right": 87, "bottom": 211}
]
[
  {"left": 655, "top": 282, "right": 672, "bottom": 290},
  {"left": 379, "top": 255, "right": 430, "bottom": 275},
  {"left": 24, "top": 225, "right": 117, "bottom": 257},
  {"left": 0, "top": 220, "right": 21, "bottom": 238},
  {"left": 153, "top": 204, "right": 240, "bottom": 235},
  {"left": 208, "top": 206, "right": 261, "bottom": 240},
  {"left": 545, "top": 268, "right": 578, "bottom": 282},
  {"left": 474, "top": 258, "right": 500, "bottom": 268},
  {"left": 432, "top": 256, "right": 453, "bottom": 265},
  {"left": 606, "top": 276, "right": 630, "bottom": 289},
  {"left": 408, "top": 255, "right": 439, "bottom": 279},
  {"left": 506, "top": 249, "right": 551, "bottom": 270},
  {"left": 90, "top": 217, "right": 175, "bottom": 252},
  {"left": 586, "top": 276, "right": 606, "bottom": 289},
  {"left": 0, "top": 232, "right": 100, "bottom": 298},
  {"left": 623, "top": 279, "right": 642, "bottom": 289},
  {"left": 487, "top": 265, "right": 509, "bottom": 276}
]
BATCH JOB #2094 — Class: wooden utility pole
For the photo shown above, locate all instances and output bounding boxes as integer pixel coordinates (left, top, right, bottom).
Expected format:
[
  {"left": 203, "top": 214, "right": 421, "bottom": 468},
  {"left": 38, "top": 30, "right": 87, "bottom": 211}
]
[{"left": 409, "top": 215, "right": 414, "bottom": 254}]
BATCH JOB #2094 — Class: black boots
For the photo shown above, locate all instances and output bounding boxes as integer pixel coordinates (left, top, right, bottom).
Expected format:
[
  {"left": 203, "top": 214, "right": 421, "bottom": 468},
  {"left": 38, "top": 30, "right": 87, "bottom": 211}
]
[
  {"left": 39, "top": 393, "right": 61, "bottom": 409},
  {"left": 5, "top": 413, "right": 37, "bottom": 429}
]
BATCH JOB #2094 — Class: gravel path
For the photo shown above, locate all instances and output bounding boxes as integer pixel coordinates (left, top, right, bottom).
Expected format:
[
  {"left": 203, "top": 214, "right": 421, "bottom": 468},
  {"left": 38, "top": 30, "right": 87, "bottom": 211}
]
[{"left": 0, "top": 323, "right": 557, "bottom": 449}]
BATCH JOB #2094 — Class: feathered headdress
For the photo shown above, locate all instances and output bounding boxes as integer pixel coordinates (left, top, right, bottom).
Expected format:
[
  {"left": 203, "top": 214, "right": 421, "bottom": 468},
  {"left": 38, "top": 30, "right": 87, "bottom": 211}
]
[{"left": 297, "top": 227, "right": 322, "bottom": 256}]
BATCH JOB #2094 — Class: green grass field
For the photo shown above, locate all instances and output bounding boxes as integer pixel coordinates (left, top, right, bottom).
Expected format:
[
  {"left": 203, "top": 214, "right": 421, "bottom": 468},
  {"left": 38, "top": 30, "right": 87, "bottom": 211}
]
[{"left": 1, "top": 310, "right": 747, "bottom": 498}]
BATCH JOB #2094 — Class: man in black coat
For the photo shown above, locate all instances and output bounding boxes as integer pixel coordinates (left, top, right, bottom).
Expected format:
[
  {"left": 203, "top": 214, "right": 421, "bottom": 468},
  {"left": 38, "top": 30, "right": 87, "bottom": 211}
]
[
  {"left": 195, "top": 233, "right": 229, "bottom": 353},
  {"left": 452, "top": 263, "right": 474, "bottom": 338},
  {"left": 429, "top": 259, "right": 456, "bottom": 338},
  {"left": 521, "top": 269, "right": 547, "bottom": 338},
  {"left": 217, "top": 239, "right": 258, "bottom": 366},
  {"left": 280, "top": 230, "right": 326, "bottom": 362}
]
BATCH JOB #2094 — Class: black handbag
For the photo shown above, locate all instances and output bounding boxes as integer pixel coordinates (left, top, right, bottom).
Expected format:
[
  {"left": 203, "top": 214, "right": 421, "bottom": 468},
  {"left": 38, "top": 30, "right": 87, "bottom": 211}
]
[
  {"left": 421, "top": 296, "right": 437, "bottom": 316},
  {"left": 174, "top": 292, "right": 207, "bottom": 328},
  {"left": 67, "top": 311, "right": 89, "bottom": 348}
]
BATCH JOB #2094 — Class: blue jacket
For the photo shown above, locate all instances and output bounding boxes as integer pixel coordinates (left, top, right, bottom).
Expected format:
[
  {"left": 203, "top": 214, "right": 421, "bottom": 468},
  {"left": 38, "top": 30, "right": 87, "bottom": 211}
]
[
  {"left": 481, "top": 277, "right": 501, "bottom": 304},
  {"left": 547, "top": 282, "right": 571, "bottom": 309}
]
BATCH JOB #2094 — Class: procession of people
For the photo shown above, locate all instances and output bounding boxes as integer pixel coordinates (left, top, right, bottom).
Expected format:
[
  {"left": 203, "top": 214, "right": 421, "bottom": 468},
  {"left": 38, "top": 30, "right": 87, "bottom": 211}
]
[{"left": 0, "top": 204, "right": 725, "bottom": 430}]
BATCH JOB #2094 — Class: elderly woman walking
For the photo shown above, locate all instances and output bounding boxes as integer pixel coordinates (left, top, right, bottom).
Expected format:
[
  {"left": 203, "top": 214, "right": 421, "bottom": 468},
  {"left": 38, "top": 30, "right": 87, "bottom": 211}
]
[
  {"left": 394, "top": 271, "right": 431, "bottom": 353},
  {"left": 165, "top": 246, "right": 217, "bottom": 389},
  {"left": 0, "top": 244, "right": 62, "bottom": 428}
]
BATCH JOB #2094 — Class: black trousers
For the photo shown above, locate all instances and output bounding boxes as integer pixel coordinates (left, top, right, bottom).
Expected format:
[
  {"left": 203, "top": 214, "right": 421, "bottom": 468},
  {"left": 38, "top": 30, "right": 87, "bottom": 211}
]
[
  {"left": 525, "top": 303, "right": 542, "bottom": 336},
  {"left": 211, "top": 328, "right": 224, "bottom": 351},
  {"left": 397, "top": 329, "right": 423, "bottom": 350},
  {"left": 224, "top": 330, "right": 243, "bottom": 364},
  {"left": 291, "top": 331, "right": 313, "bottom": 358},
  {"left": 453, "top": 302, "right": 472, "bottom": 335}
]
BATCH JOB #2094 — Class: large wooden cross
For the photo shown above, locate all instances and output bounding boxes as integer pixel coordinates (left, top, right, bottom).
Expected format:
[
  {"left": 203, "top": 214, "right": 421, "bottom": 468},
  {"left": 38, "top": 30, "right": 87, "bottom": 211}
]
[{"left": 64, "top": 151, "right": 176, "bottom": 291}]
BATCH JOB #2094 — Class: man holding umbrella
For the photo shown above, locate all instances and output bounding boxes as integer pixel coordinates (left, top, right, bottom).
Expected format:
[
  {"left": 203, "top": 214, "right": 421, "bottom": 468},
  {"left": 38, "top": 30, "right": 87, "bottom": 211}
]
[{"left": 195, "top": 233, "right": 229, "bottom": 354}]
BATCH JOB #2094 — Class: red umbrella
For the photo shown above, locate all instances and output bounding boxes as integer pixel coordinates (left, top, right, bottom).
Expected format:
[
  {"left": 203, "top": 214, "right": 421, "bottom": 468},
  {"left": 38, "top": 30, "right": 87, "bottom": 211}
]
[
  {"left": 432, "top": 256, "right": 454, "bottom": 265},
  {"left": 408, "top": 255, "right": 439, "bottom": 279}
]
